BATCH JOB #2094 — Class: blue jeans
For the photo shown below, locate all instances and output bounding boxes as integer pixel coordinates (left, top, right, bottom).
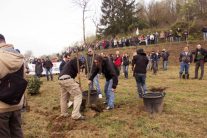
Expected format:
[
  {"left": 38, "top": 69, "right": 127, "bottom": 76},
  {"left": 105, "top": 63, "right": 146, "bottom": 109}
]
[
  {"left": 180, "top": 62, "right": 189, "bottom": 74},
  {"left": 152, "top": 61, "right": 158, "bottom": 74},
  {"left": 134, "top": 73, "right": 147, "bottom": 97},
  {"left": 203, "top": 32, "right": 207, "bottom": 41},
  {"left": 123, "top": 65, "right": 128, "bottom": 78},
  {"left": 90, "top": 74, "right": 102, "bottom": 95},
  {"left": 46, "top": 68, "right": 53, "bottom": 81},
  {"left": 104, "top": 79, "right": 114, "bottom": 108},
  {"left": 163, "top": 61, "right": 168, "bottom": 70}
]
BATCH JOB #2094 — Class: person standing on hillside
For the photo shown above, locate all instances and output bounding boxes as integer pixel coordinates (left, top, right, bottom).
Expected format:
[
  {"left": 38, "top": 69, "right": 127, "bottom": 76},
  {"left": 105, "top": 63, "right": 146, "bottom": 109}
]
[
  {"left": 86, "top": 48, "right": 103, "bottom": 99},
  {"left": 150, "top": 51, "right": 159, "bottom": 74},
  {"left": 35, "top": 58, "right": 43, "bottom": 78},
  {"left": 202, "top": 26, "right": 207, "bottom": 41},
  {"left": 43, "top": 57, "right": 53, "bottom": 81},
  {"left": 132, "top": 49, "right": 149, "bottom": 98},
  {"left": 161, "top": 49, "right": 170, "bottom": 70},
  {"left": 58, "top": 57, "right": 85, "bottom": 120},
  {"left": 122, "top": 53, "right": 130, "bottom": 79},
  {"left": 114, "top": 51, "right": 122, "bottom": 76},
  {"left": 179, "top": 47, "right": 193, "bottom": 79},
  {"left": 176, "top": 28, "right": 182, "bottom": 42},
  {"left": 193, "top": 44, "right": 207, "bottom": 80}
]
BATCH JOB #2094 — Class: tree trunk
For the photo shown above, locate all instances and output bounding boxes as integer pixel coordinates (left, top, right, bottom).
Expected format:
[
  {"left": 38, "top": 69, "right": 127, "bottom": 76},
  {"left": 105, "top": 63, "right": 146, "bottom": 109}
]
[{"left": 83, "top": 9, "right": 86, "bottom": 45}]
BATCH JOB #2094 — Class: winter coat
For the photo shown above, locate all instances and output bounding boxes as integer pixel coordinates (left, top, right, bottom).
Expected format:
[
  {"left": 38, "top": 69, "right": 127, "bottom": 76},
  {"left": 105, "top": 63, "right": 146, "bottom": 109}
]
[
  {"left": 122, "top": 56, "right": 130, "bottom": 66},
  {"left": 132, "top": 53, "right": 149, "bottom": 74},
  {"left": 179, "top": 52, "right": 193, "bottom": 63},
  {"left": 35, "top": 62, "right": 43, "bottom": 75},
  {"left": 43, "top": 60, "right": 53, "bottom": 69},
  {"left": 0, "top": 43, "right": 24, "bottom": 79},
  {"left": 0, "top": 43, "right": 25, "bottom": 113},
  {"left": 114, "top": 56, "right": 122, "bottom": 68},
  {"left": 90, "top": 57, "right": 118, "bottom": 89},
  {"left": 193, "top": 48, "right": 207, "bottom": 62},
  {"left": 161, "top": 52, "right": 170, "bottom": 61},
  {"left": 150, "top": 53, "right": 159, "bottom": 62},
  {"left": 202, "top": 27, "right": 207, "bottom": 33}
]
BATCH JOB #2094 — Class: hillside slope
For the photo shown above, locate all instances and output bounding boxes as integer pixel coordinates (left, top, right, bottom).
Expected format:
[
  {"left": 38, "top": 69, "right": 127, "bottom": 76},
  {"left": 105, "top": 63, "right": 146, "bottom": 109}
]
[{"left": 95, "top": 41, "right": 207, "bottom": 65}]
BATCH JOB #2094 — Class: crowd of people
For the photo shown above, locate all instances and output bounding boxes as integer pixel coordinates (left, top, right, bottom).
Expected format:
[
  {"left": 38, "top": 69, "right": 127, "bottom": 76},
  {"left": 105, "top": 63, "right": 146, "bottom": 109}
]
[
  {"left": 0, "top": 31, "right": 207, "bottom": 137},
  {"left": 66, "top": 26, "right": 207, "bottom": 55}
]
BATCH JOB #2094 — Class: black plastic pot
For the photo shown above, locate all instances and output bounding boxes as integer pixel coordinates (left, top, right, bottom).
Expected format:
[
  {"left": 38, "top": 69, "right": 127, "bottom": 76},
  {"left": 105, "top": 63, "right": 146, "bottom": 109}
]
[
  {"left": 143, "top": 92, "right": 165, "bottom": 114},
  {"left": 81, "top": 90, "right": 98, "bottom": 111}
]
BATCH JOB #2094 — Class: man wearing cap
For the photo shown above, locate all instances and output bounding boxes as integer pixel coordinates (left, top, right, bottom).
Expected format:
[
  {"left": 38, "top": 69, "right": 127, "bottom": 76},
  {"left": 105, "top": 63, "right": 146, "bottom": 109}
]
[
  {"left": 0, "top": 34, "right": 25, "bottom": 138},
  {"left": 58, "top": 57, "right": 85, "bottom": 120},
  {"left": 193, "top": 44, "right": 207, "bottom": 80},
  {"left": 132, "top": 49, "right": 149, "bottom": 98}
]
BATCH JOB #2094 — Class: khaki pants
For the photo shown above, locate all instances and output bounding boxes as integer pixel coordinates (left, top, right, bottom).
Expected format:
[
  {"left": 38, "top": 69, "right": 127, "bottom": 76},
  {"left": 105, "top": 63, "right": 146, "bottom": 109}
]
[{"left": 59, "top": 79, "right": 82, "bottom": 119}]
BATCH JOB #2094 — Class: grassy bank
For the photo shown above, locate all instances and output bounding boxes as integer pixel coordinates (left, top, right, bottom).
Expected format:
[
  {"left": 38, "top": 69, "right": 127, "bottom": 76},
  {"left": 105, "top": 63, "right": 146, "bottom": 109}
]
[{"left": 22, "top": 64, "right": 207, "bottom": 138}]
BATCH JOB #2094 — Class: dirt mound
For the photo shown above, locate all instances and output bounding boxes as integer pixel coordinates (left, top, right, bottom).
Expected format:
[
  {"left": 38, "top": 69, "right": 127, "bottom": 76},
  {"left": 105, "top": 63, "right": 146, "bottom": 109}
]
[
  {"left": 48, "top": 114, "right": 100, "bottom": 138},
  {"left": 149, "top": 87, "right": 168, "bottom": 92}
]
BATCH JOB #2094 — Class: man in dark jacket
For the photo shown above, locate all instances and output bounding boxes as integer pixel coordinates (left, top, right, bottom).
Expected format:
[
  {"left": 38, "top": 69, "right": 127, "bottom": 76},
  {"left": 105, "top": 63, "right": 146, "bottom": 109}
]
[
  {"left": 132, "top": 49, "right": 149, "bottom": 98},
  {"left": 88, "top": 56, "right": 118, "bottom": 110},
  {"left": 35, "top": 58, "right": 43, "bottom": 78},
  {"left": 58, "top": 57, "right": 85, "bottom": 120},
  {"left": 150, "top": 51, "right": 159, "bottom": 74},
  {"left": 179, "top": 47, "right": 193, "bottom": 79},
  {"left": 122, "top": 53, "right": 130, "bottom": 79},
  {"left": 161, "top": 49, "right": 170, "bottom": 70},
  {"left": 43, "top": 57, "right": 53, "bottom": 81},
  {"left": 59, "top": 53, "right": 70, "bottom": 72},
  {"left": 193, "top": 44, "right": 207, "bottom": 80}
]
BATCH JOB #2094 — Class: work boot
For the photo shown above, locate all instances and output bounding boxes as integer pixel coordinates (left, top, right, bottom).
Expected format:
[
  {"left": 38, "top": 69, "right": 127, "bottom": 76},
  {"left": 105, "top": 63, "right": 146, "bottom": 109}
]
[
  {"left": 184, "top": 74, "right": 188, "bottom": 79},
  {"left": 179, "top": 73, "right": 182, "bottom": 79}
]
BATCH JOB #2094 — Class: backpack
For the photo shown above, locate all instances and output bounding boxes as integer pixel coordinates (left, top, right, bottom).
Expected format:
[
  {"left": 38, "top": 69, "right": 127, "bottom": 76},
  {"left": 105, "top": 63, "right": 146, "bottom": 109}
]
[{"left": 0, "top": 65, "right": 28, "bottom": 105}]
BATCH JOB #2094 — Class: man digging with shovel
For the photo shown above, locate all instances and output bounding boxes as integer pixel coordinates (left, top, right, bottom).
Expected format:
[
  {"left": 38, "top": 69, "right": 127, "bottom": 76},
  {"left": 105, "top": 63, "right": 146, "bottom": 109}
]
[{"left": 58, "top": 57, "right": 85, "bottom": 120}]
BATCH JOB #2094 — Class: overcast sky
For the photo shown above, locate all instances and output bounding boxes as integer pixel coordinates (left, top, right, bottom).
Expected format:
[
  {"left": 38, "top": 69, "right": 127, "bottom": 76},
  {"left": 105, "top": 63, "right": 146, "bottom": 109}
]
[{"left": 0, "top": 0, "right": 152, "bottom": 57}]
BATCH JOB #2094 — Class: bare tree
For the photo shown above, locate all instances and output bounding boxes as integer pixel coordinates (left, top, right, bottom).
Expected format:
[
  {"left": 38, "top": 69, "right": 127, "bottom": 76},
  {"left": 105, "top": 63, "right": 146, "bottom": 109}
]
[{"left": 73, "top": 0, "right": 90, "bottom": 45}]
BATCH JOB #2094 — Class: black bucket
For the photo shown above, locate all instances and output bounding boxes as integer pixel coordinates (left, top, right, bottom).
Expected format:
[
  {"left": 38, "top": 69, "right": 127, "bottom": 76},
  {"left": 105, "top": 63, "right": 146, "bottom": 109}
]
[
  {"left": 81, "top": 90, "right": 98, "bottom": 111},
  {"left": 143, "top": 92, "right": 165, "bottom": 114}
]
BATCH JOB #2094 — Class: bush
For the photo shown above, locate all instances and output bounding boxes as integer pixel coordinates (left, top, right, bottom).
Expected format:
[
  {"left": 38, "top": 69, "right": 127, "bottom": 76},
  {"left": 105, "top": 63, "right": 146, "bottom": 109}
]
[{"left": 27, "top": 77, "right": 42, "bottom": 95}]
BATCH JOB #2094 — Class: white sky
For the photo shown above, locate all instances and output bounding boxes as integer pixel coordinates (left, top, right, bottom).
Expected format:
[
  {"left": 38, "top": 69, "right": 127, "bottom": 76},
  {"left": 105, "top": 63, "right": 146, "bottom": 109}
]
[
  {"left": 0, "top": 0, "right": 101, "bottom": 56},
  {"left": 0, "top": 0, "right": 153, "bottom": 57}
]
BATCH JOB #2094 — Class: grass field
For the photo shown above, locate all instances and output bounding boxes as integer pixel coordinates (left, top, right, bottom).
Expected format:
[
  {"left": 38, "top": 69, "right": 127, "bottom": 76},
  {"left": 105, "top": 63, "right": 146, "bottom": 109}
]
[{"left": 22, "top": 64, "right": 207, "bottom": 138}]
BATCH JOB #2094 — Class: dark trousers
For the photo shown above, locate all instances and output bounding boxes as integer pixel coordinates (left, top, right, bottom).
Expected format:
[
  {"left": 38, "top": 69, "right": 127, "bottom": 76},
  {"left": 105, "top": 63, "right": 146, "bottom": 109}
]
[
  {"left": 123, "top": 65, "right": 128, "bottom": 79},
  {"left": 45, "top": 68, "right": 53, "bottom": 81},
  {"left": 0, "top": 110, "right": 23, "bottom": 138},
  {"left": 134, "top": 73, "right": 147, "bottom": 98},
  {"left": 195, "top": 60, "right": 205, "bottom": 79},
  {"left": 151, "top": 61, "right": 158, "bottom": 74}
]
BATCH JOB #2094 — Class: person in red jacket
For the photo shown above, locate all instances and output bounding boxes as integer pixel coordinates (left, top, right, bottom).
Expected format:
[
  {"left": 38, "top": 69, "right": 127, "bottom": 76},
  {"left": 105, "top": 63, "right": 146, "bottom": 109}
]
[{"left": 114, "top": 51, "right": 122, "bottom": 76}]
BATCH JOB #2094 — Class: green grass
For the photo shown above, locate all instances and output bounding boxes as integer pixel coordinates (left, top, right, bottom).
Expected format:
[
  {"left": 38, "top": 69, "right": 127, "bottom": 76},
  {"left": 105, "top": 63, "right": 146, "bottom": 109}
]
[{"left": 22, "top": 65, "right": 207, "bottom": 138}]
